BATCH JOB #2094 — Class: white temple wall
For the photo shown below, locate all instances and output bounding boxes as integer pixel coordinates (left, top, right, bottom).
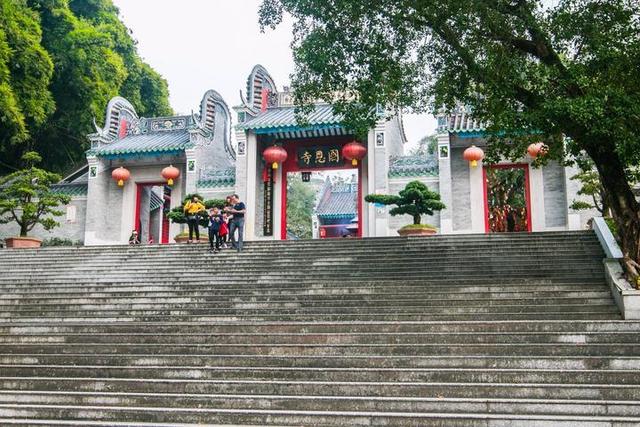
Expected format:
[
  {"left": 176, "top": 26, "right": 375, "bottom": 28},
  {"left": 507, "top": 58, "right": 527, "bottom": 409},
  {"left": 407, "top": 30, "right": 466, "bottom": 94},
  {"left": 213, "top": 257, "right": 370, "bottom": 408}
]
[
  {"left": 450, "top": 147, "right": 473, "bottom": 233},
  {"left": 388, "top": 176, "right": 440, "bottom": 234},
  {"left": 198, "top": 187, "right": 236, "bottom": 202},
  {"left": 543, "top": 161, "right": 569, "bottom": 230},
  {"left": 85, "top": 161, "right": 184, "bottom": 245},
  {"left": 0, "top": 197, "right": 87, "bottom": 244}
]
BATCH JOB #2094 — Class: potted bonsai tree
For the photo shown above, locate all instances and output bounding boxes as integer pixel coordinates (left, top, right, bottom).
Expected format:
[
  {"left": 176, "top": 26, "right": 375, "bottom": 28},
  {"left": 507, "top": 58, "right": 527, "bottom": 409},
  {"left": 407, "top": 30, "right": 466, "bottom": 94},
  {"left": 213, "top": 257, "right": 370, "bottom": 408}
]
[
  {"left": 167, "top": 194, "right": 225, "bottom": 243},
  {"left": 365, "top": 180, "right": 446, "bottom": 236},
  {"left": 0, "top": 152, "right": 71, "bottom": 248}
]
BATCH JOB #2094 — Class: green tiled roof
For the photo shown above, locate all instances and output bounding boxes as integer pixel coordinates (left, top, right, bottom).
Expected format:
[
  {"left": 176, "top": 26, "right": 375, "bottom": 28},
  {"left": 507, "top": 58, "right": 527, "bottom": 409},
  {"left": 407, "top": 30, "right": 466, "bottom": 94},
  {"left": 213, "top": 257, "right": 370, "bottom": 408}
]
[
  {"left": 149, "top": 191, "right": 164, "bottom": 211},
  {"left": 437, "top": 109, "right": 487, "bottom": 133},
  {"left": 238, "top": 105, "right": 343, "bottom": 131},
  {"left": 388, "top": 155, "right": 438, "bottom": 178},
  {"left": 51, "top": 183, "right": 88, "bottom": 197},
  {"left": 316, "top": 185, "right": 357, "bottom": 219},
  {"left": 88, "top": 131, "right": 193, "bottom": 158},
  {"left": 198, "top": 168, "right": 236, "bottom": 189}
]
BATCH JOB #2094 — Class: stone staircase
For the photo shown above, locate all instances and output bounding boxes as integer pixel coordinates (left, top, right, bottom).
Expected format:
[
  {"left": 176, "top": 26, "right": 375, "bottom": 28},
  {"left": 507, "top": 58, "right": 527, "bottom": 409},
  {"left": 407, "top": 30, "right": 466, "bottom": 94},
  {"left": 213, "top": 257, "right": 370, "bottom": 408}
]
[{"left": 0, "top": 231, "right": 638, "bottom": 426}]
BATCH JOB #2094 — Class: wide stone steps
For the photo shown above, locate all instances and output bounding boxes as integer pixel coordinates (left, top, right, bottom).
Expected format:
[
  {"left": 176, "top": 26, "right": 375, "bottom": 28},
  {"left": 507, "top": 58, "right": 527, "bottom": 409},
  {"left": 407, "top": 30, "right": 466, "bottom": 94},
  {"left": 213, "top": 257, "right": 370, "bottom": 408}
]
[
  {"left": 3, "top": 406, "right": 640, "bottom": 427},
  {"left": 3, "top": 393, "right": 640, "bottom": 418},
  {"left": 1, "top": 231, "right": 637, "bottom": 425}
]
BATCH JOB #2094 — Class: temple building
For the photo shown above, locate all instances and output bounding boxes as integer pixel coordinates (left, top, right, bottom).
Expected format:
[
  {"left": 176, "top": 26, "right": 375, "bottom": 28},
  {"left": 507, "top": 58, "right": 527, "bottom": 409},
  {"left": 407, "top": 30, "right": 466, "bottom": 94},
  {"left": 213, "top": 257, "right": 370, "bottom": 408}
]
[{"left": 0, "top": 65, "right": 597, "bottom": 245}]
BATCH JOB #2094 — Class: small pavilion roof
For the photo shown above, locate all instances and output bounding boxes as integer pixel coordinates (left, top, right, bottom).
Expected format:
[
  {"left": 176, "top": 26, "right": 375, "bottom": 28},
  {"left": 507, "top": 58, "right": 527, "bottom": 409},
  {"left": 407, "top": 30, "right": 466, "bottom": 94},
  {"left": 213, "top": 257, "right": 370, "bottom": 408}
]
[
  {"left": 315, "top": 183, "right": 357, "bottom": 219},
  {"left": 437, "top": 108, "right": 487, "bottom": 134},
  {"left": 238, "top": 104, "right": 347, "bottom": 137},
  {"left": 50, "top": 183, "right": 88, "bottom": 197},
  {"left": 149, "top": 191, "right": 164, "bottom": 211},
  {"left": 88, "top": 130, "right": 193, "bottom": 158}
]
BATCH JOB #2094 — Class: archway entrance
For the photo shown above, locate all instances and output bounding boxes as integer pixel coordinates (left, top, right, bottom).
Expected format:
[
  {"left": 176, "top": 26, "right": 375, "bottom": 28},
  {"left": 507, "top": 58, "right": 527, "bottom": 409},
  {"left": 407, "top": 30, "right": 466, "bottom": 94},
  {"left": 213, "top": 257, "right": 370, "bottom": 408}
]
[
  {"left": 134, "top": 183, "right": 172, "bottom": 244},
  {"left": 278, "top": 139, "right": 362, "bottom": 240},
  {"left": 483, "top": 164, "right": 532, "bottom": 233},
  {"left": 285, "top": 170, "right": 359, "bottom": 240}
]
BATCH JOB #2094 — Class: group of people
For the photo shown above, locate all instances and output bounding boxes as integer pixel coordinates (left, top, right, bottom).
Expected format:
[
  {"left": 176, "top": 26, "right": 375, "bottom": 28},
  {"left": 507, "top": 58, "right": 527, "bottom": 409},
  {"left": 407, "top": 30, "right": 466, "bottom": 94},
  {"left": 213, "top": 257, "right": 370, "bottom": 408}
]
[{"left": 183, "top": 194, "right": 246, "bottom": 252}]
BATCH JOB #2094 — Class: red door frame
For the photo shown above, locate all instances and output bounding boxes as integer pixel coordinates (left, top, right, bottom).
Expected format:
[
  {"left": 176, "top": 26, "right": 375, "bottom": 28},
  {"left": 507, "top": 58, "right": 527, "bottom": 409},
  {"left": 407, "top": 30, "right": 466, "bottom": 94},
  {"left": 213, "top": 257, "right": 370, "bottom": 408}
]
[
  {"left": 134, "top": 182, "right": 170, "bottom": 244},
  {"left": 277, "top": 138, "right": 363, "bottom": 240},
  {"left": 482, "top": 164, "right": 532, "bottom": 233}
]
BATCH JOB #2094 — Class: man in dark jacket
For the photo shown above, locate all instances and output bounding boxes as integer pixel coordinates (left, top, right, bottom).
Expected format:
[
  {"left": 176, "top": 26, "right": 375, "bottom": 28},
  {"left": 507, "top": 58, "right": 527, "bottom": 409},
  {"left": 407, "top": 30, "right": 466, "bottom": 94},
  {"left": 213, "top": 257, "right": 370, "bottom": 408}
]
[{"left": 225, "top": 194, "right": 246, "bottom": 252}]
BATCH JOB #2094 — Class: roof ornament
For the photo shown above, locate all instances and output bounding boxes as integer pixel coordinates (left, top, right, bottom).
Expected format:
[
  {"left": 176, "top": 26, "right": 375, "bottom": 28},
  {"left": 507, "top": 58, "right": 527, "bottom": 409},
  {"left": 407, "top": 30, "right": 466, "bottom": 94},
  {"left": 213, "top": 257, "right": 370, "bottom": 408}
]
[{"left": 92, "top": 116, "right": 104, "bottom": 137}]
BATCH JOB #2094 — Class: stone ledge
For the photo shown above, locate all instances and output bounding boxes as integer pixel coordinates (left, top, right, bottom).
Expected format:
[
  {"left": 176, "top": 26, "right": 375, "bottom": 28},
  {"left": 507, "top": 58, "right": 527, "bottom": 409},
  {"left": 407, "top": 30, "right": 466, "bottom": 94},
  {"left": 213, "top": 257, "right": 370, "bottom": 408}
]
[{"left": 604, "top": 259, "right": 640, "bottom": 319}]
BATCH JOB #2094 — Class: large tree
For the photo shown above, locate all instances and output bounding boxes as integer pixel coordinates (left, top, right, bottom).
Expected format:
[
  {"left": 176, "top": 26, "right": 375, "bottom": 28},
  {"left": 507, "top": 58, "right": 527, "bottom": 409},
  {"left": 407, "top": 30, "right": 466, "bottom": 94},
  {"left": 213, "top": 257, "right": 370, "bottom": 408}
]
[
  {"left": 259, "top": 0, "right": 640, "bottom": 279},
  {"left": 0, "top": 0, "right": 54, "bottom": 170},
  {"left": 0, "top": 0, "right": 171, "bottom": 175}
]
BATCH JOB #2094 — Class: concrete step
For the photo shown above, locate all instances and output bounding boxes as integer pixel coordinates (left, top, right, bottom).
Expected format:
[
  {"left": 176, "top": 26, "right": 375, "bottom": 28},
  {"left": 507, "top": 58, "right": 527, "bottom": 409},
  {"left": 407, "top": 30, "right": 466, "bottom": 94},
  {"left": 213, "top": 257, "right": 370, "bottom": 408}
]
[
  {"left": 2, "top": 404, "right": 640, "bottom": 426},
  {"left": 0, "top": 311, "right": 622, "bottom": 323},
  {"left": 3, "top": 319, "right": 639, "bottom": 334},
  {"left": 3, "top": 392, "right": 640, "bottom": 418},
  {"left": 3, "top": 377, "right": 640, "bottom": 400},
  {"left": 3, "top": 330, "right": 639, "bottom": 345},
  {"left": 2, "top": 353, "right": 640, "bottom": 370}
]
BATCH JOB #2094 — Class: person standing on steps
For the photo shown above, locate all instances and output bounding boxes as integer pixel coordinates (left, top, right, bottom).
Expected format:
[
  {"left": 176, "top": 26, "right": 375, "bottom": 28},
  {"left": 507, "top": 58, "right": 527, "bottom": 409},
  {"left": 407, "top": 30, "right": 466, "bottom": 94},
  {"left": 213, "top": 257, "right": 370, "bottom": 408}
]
[
  {"left": 220, "top": 212, "right": 230, "bottom": 249},
  {"left": 225, "top": 194, "right": 246, "bottom": 252},
  {"left": 183, "top": 195, "right": 206, "bottom": 244},
  {"left": 207, "top": 207, "right": 223, "bottom": 253}
]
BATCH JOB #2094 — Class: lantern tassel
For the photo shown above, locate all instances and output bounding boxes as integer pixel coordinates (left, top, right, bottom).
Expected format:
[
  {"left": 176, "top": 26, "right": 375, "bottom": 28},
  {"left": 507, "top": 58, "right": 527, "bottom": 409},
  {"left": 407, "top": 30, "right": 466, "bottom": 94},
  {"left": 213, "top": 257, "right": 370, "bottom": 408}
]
[
  {"left": 351, "top": 159, "right": 358, "bottom": 166},
  {"left": 470, "top": 160, "right": 478, "bottom": 167},
  {"left": 118, "top": 179, "right": 124, "bottom": 187},
  {"left": 272, "top": 162, "right": 278, "bottom": 170},
  {"left": 168, "top": 178, "right": 174, "bottom": 186}
]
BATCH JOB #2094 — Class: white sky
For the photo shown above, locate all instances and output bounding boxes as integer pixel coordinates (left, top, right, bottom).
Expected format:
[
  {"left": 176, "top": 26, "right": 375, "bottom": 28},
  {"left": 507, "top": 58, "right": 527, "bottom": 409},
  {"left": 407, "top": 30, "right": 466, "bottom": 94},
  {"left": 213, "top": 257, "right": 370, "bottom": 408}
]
[{"left": 111, "top": 0, "right": 437, "bottom": 148}]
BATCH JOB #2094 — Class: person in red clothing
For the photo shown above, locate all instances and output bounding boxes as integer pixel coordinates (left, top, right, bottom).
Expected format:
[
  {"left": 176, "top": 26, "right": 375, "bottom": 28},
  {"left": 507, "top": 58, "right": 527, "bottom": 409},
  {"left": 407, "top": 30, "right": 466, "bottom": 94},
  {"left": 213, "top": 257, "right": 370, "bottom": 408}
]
[{"left": 219, "top": 212, "right": 229, "bottom": 249}]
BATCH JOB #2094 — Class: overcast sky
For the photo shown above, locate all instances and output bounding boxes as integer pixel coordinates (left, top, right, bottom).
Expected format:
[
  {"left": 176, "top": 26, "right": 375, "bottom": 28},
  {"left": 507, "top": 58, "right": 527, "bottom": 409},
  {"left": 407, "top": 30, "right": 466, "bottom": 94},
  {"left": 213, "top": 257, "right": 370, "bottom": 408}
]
[{"left": 111, "top": 0, "right": 437, "bottom": 148}]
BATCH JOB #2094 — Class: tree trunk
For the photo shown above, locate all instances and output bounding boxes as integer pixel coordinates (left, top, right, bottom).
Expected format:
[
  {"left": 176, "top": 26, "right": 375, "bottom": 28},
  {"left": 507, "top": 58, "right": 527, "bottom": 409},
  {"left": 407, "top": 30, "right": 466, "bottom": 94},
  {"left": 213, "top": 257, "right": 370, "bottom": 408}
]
[
  {"left": 413, "top": 214, "right": 421, "bottom": 225},
  {"left": 19, "top": 221, "right": 28, "bottom": 237},
  {"left": 587, "top": 145, "right": 640, "bottom": 284}
]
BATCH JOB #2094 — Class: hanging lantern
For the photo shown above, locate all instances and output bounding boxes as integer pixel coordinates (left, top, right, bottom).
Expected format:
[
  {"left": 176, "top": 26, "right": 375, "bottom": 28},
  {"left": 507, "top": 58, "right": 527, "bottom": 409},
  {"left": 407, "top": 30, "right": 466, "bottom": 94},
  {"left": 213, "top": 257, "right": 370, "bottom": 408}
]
[
  {"left": 342, "top": 141, "right": 367, "bottom": 166},
  {"left": 463, "top": 145, "right": 485, "bottom": 167},
  {"left": 263, "top": 145, "right": 288, "bottom": 170},
  {"left": 527, "top": 142, "right": 548, "bottom": 159},
  {"left": 161, "top": 165, "right": 180, "bottom": 186},
  {"left": 111, "top": 167, "right": 130, "bottom": 187}
]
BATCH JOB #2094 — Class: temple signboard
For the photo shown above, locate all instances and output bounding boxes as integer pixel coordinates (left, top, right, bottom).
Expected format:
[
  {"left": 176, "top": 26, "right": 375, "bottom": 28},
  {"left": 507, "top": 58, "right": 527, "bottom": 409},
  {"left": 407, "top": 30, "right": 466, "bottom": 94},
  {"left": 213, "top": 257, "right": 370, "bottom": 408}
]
[{"left": 297, "top": 146, "right": 342, "bottom": 169}]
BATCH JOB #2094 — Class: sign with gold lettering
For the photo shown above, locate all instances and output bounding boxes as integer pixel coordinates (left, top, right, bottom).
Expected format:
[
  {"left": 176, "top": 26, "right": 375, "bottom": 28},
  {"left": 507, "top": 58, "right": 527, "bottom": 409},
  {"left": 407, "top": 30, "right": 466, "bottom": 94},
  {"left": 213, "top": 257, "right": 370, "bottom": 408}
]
[{"left": 297, "top": 146, "right": 342, "bottom": 169}]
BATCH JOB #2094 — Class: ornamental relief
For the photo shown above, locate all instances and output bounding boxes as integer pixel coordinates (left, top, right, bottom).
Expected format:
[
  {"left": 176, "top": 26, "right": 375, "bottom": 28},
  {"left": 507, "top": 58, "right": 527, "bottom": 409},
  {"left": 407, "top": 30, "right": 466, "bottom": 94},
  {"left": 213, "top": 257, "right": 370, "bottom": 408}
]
[{"left": 150, "top": 118, "right": 187, "bottom": 132}]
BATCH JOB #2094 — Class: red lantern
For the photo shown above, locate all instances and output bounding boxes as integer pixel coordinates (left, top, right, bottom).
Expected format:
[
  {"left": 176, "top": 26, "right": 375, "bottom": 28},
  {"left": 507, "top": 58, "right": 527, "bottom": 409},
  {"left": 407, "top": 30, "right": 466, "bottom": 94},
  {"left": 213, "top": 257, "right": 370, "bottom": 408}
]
[
  {"left": 111, "top": 167, "right": 130, "bottom": 187},
  {"left": 527, "top": 142, "right": 548, "bottom": 159},
  {"left": 342, "top": 141, "right": 367, "bottom": 166},
  {"left": 161, "top": 165, "right": 180, "bottom": 186},
  {"left": 463, "top": 145, "right": 485, "bottom": 167},
  {"left": 263, "top": 145, "right": 288, "bottom": 170}
]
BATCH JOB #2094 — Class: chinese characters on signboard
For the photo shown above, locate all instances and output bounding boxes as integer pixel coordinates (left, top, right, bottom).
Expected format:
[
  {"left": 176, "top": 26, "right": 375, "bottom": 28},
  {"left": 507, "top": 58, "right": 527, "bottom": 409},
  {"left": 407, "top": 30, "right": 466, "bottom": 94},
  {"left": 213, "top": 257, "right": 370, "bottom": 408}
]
[
  {"left": 297, "top": 147, "right": 342, "bottom": 169},
  {"left": 263, "top": 168, "right": 274, "bottom": 236}
]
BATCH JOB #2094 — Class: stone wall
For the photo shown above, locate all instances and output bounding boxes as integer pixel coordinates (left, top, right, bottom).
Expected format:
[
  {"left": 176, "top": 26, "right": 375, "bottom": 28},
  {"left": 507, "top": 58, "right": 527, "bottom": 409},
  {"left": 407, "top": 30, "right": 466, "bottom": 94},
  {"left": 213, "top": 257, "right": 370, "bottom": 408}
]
[
  {"left": 542, "top": 161, "right": 568, "bottom": 229},
  {"left": 387, "top": 177, "right": 441, "bottom": 233},
  {"left": 450, "top": 147, "right": 471, "bottom": 232},
  {"left": 0, "top": 198, "right": 87, "bottom": 244}
]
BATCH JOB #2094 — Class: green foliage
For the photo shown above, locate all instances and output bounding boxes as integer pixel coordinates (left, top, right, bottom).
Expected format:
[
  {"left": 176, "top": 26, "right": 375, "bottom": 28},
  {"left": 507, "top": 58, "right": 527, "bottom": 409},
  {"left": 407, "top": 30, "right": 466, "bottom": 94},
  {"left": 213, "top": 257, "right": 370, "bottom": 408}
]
[
  {"left": 0, "top": 0, "right": 171, "bottom": 174},
  {"left": 409, "top": 135, "right": 438, "bottom": 157},
  {"left": 166, "top": 195, "right": 225, "bottom": 227},
  {"left": 42, "top": 237, "right": 81, "bottom": 246},
  {"left": 0, "top": 151, "right": 71, "bottom": 237},
  {"left": 260, "top": 0, "right": 640, "bottom": 269},
  {"left": 365, "top": 181, "right": 445, "bottom": 225},
  {"left": 286, "top": 175, "right": 317, "bottom": 239},
  {"left": 570, "top": 157, "right": 611, "bottom": 215},
  {"left": 0, "top": 0, "right": 55, "bottom": 164}
]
